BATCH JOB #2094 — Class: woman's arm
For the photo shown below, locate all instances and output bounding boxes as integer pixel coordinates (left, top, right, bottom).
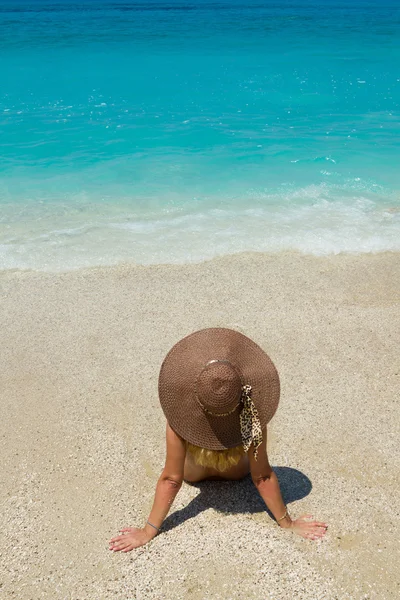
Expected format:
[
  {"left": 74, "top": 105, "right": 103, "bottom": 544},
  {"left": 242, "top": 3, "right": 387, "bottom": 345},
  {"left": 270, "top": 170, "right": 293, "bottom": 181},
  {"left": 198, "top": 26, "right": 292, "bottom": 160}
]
[
  {"left": 144, "top": 423, "right": 186, "bottom": 532},
  {"left": 109, "top": 423, "right": 186, "bottom": 552},
  {"left": 249, "top": 428, "right": 327, "bottom": 540}
]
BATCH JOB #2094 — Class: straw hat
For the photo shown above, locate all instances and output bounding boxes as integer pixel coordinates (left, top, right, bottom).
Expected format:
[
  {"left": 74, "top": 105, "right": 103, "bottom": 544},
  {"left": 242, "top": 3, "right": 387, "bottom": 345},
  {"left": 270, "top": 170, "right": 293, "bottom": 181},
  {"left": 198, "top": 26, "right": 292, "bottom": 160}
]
[{"left": 158, "top": 328, "right": 280, "bottom": 452}]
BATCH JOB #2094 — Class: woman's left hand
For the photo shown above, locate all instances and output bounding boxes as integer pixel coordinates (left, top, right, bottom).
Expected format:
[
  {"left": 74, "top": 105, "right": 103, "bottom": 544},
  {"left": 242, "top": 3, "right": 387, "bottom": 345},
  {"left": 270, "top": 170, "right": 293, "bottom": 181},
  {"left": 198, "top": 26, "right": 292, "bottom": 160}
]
[
  {"left": 286, "top": 514, "right": 328, "bottom": 540},
  {"left": 109, "top": 527, "right": 154, "bottom": 552}
]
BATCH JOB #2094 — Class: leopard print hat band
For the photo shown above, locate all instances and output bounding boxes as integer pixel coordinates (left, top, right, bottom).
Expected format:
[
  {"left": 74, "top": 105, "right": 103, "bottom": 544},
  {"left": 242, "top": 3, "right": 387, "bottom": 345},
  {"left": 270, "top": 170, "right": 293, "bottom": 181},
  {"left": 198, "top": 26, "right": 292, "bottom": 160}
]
[
  {"left": 196, "top": 383, "right": 263, "bottom": 458},
  {"left": 239, "top": 385, "right": 263, "bottom": 459}
]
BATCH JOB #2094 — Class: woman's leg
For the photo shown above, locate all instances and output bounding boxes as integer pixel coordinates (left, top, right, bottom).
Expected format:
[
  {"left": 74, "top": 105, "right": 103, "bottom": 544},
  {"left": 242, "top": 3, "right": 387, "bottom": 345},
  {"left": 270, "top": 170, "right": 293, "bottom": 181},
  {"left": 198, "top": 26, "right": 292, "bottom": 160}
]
[{"left": 184, "top": 453, "right": 250, "bottom": 483}]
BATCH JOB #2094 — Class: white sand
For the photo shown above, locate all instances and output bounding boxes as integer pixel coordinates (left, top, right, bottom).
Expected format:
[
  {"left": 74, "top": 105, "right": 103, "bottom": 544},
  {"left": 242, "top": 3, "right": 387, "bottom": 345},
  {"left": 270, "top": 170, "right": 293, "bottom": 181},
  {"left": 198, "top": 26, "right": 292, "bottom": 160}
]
[{"left": 1, "top": 251, "right": 399, "bottom": 599}]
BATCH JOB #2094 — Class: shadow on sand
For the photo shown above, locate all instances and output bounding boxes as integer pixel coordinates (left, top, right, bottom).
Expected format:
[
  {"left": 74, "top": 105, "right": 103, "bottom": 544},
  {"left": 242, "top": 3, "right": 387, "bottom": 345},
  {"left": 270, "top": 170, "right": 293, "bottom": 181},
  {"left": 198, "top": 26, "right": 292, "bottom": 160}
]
[{"left": 162, "top": 466, "right": 312, "bottom": 533}]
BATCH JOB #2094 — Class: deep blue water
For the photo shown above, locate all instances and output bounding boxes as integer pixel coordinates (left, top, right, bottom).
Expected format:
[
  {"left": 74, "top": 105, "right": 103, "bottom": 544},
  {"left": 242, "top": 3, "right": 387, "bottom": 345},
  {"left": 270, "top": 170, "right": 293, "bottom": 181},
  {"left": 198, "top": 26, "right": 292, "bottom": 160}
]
[{"left": 1, "top": 0, "right": 399, "bottom": 270}]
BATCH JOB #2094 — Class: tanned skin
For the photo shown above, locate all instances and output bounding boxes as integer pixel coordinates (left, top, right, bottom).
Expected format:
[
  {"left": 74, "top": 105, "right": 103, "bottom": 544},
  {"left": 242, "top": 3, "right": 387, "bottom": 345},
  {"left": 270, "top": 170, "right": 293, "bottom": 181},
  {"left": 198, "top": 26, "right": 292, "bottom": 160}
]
[{"left": 109, "top": 424, "right": 327, "bottom": 552}]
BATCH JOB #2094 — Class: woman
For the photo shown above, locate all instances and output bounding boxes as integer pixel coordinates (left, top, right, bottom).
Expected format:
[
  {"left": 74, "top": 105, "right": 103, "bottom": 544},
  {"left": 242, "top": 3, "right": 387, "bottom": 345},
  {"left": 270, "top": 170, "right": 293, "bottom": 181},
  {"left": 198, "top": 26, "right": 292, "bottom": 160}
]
[{"left": 109, "top": 328, "right": 327, "bottom": 552}]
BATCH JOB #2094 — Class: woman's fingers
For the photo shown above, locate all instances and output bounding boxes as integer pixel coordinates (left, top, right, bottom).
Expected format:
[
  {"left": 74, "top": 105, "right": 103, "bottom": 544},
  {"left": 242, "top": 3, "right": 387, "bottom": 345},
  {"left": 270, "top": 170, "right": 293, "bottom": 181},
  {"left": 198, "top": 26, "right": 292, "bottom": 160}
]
[
  {"left": 298, "top": 518, "right": 328, "bottom": 531},
  {"left": 307, "top": 529, "right": 326, "bottom": 539},
  {"left": 312, "top": 530, "right": 325, "bottom": 538},
  {"left": 291, "top": 515, "right": 328, "bottom": 541},
  {"left": 109, "top": 544, "right": 120, "bottom": 551},
  {"left": 109, "top": 530, "right": 145, "bottom": 552},
  {"left": 307, "top": 526, "right": 326, "bottom": 535},
  {"left": 109, "top": 535, "right": 124, "bottom": 544},
  {"left": 111, "top": 541, "right": 128, "bottom": 551},
  {"left": 304, "top": 533, "right": 318, "bottom": 540},
  {"left": 298, "top": 524, "right": 327, "bottom": 540},
  {"left": 109, "top": 537, "right": 128, "bottom": 549},
  {"left": 113, "top": 540, "right": 140, "bottom": 552},
  {"left": 109, "top": 527, "right": 135, "bottom": 543},
  {"left": 108, "top": 526, "right": 151, "bottom": 553}
]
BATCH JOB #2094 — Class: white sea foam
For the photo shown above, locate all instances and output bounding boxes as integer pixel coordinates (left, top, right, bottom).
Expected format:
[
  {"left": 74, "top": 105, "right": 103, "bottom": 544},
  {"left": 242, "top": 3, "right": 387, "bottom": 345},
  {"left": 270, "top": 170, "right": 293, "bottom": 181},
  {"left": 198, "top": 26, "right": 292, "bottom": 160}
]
[{"left": 0, "top": 191, "right": 399, "bottom": 271}]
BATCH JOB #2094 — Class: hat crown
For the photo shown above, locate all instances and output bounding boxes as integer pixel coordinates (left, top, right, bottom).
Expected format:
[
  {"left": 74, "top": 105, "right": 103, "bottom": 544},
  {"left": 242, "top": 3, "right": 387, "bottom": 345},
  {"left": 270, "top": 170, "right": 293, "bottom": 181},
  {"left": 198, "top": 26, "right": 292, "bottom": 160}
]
[
  {"left": 158, "top": 327, "right": 280, "bottom": 450},
  {"left": 196, "top": 360, "right": 242, "bottom": 415}
]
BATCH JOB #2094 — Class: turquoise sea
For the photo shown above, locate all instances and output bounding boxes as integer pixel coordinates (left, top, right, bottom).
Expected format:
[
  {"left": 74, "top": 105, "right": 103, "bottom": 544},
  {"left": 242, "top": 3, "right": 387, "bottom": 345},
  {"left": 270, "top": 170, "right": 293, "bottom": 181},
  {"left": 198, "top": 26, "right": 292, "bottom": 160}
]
[{"left": 1, "top": 0, "right": 399, "bottom": 270}]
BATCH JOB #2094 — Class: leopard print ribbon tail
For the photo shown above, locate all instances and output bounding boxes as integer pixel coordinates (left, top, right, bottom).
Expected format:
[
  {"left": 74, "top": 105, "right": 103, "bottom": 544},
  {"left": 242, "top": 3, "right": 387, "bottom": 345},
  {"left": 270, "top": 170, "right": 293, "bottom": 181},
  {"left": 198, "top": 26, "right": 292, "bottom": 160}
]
[{"left": 239, "top": 385, "right": 263, "bottom": 460}]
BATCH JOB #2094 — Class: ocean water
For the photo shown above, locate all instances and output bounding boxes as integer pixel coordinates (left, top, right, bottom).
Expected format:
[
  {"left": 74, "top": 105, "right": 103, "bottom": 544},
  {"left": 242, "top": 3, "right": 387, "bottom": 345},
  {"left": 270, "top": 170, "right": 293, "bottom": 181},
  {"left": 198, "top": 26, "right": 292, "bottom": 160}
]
[{"left": 1, "top": 0, "right": 399, "bottom": 271}]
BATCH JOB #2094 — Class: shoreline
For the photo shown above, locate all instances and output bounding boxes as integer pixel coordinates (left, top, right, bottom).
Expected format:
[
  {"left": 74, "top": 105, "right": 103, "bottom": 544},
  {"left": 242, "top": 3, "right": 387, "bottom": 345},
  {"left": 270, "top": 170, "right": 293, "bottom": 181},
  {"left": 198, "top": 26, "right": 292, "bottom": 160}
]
[
  {"left": 1, "top": 197, "right": 399, "bottom": 271},
  {"left": 1, "top": 251, "right": 399, "bottom": 599},
  {"left": 1, "top": 247, "right": 399, "bottom": 276}
]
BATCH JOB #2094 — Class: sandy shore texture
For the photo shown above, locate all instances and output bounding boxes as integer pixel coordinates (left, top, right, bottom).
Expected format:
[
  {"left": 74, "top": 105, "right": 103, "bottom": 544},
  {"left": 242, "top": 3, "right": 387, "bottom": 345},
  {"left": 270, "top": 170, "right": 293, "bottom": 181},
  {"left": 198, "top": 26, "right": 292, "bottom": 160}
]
[{"left": 1, "top": 252, "right": 399, "bottom": 600}]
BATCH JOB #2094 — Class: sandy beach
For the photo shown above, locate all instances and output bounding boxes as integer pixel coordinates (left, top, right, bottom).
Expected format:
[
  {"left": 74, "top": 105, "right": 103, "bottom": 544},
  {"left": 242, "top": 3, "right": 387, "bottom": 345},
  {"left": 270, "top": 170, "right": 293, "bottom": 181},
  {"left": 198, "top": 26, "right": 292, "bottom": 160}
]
[{"left": 0, "top": 251, "right": 399, "bottom": 600}]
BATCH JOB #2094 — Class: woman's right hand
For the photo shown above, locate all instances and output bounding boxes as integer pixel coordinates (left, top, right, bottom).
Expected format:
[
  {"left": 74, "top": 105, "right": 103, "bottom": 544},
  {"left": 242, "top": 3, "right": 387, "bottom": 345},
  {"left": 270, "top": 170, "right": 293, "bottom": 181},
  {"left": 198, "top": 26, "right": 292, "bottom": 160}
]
[
  {"left": 109, "top": 527, "right": 155, "bottom": 552},
  {"left": 284, "top": 514, "right": 328, "bottom": 540}
]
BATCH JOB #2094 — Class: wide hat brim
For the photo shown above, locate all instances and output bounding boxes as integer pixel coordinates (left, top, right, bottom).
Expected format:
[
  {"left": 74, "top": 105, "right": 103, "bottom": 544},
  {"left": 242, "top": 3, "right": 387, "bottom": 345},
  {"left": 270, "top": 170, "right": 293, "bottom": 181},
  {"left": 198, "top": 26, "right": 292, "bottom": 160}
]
[{"left": 158, "top": 328, "right": 280, "bottom": 450}]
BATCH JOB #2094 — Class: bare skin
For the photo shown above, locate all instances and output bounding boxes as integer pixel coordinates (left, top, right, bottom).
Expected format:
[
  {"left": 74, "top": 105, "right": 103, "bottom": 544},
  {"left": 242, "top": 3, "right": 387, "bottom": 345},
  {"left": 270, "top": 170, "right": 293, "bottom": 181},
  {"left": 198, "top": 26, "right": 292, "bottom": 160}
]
[{"left": 109, "top": 424, "right": 328, "bottom": 552}]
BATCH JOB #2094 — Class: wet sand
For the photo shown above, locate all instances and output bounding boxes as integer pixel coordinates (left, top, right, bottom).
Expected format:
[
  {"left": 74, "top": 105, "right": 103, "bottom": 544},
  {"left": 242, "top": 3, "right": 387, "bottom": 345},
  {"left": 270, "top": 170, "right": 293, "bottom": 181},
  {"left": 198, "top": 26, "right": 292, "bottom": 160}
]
[{"left": 1, "top": 251, "right": 399, "bottom": 599}]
